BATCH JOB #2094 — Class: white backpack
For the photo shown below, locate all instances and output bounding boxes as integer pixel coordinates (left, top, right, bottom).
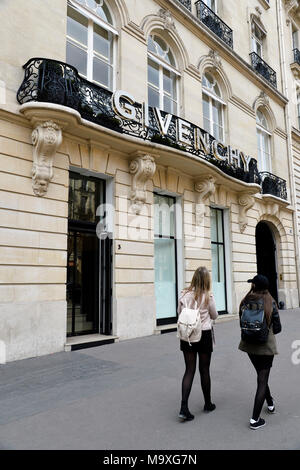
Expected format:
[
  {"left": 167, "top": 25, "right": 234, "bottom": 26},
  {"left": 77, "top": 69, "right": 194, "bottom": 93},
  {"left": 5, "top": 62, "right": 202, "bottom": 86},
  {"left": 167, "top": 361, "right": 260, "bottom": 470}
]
[{"left": 177, "top": 295, "right": 202, "bottom": 345}]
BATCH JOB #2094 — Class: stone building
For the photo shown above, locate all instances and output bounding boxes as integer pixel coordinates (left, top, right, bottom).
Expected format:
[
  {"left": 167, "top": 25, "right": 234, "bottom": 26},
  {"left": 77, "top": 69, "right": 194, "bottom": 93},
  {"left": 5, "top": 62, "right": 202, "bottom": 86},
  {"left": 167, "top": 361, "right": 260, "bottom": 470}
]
[{"left": 0, "top": 0, "right": 299, "bottom": 363}]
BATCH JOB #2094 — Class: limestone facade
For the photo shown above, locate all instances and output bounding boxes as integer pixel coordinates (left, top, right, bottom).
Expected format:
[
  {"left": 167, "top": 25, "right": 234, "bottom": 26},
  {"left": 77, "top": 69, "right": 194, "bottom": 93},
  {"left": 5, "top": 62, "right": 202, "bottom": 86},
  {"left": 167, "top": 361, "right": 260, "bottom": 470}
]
[{"left": 0, "top": 0, "right": 299, "bottom": 362}]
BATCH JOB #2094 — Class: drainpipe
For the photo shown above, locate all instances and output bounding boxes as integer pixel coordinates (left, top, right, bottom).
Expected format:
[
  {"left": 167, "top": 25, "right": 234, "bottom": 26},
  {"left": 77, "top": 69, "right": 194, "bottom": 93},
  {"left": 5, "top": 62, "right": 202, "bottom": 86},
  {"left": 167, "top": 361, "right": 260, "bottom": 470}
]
[{"left": 276, "top": 0, "right": 300, "bottom": 307}]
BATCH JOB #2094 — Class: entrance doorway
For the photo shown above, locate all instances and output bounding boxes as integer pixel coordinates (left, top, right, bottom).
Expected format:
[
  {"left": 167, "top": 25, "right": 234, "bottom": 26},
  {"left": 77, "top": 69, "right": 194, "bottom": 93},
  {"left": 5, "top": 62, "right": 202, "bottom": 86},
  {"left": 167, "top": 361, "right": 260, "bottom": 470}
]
[
  {"left": 255, "top": 221, "right": 278, "bottom": 302},
  {"left": 67, "top": 171, "right": 112, "bottom": 336}
]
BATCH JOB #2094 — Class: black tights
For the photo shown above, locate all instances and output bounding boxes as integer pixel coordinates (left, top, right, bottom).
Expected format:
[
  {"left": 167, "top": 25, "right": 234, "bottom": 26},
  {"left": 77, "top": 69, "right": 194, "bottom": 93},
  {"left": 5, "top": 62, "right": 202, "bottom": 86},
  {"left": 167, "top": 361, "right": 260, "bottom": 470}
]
[
  {"left": 181, "top": 350, "right": 212, "bottom": 410},
  {"left": 248, "top": 355, "right": 273, "bottom": 421}
]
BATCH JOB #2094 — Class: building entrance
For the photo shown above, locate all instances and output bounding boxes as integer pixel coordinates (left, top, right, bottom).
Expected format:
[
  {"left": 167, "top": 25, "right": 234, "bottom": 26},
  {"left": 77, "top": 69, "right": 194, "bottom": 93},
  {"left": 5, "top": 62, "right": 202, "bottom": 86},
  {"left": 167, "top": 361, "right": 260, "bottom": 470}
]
[
  {"left": 255, "top": 221, "right": 278, "bottom": 302},
  {"left": 67, "top": 171, "right": 112, "bottom": 336}
]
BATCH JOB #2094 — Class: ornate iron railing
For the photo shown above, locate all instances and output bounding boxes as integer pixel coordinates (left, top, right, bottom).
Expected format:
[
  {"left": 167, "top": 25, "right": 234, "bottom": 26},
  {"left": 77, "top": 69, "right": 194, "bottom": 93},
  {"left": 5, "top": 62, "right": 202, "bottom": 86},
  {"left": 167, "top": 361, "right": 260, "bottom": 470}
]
[
  {"left": 177, "top": 0, "right": 192, "bottom": 10},
  {"left": 195, "top": 0, "right": 233, "bottom": 49},
  {"left": 250, "top": 52, "right": 277, "bottom": 88},
  {"left": 260, "top": 172, "right": 287, "bottom": 200},
  {"left": 17, "top": 58, "right": 263, "bottom": 186},
  {"left": 293, "top": 48, "right": 300, "bottom": 65}
]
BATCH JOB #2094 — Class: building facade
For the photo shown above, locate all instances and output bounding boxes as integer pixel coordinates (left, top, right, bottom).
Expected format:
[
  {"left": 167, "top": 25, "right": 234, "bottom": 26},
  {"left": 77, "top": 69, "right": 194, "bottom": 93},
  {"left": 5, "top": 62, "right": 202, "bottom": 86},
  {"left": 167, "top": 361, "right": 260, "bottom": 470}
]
[{"left": 0, "top": 0, "right": 299, "bottom": 363}]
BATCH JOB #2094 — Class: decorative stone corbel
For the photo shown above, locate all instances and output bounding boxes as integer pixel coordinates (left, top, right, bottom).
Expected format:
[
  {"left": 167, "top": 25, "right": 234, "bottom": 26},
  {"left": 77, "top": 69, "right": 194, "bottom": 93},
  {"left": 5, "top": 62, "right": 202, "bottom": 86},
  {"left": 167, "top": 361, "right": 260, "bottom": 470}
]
[
  {"left": 194, "top": 176, "right": 216, "bottom": 226},
  {"left": 31, "top": 120, "right": 62, "bottom": 196},
  {"left": 238, "top": 192, "right": 255, "bottom": 233},
  {"left": 129, "top": 154, "right": 156, "bottom": 214},
  {"left": 157, "top": 8, "right": 176, "bottom": 32}
]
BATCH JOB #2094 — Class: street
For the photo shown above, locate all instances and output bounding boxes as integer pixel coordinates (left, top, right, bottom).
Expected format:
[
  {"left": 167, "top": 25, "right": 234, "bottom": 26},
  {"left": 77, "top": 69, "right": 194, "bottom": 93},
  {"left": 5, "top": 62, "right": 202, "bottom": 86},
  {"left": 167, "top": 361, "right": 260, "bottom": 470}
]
[{"left": 0, "top": 309, "right": 299, "bottom": 450}]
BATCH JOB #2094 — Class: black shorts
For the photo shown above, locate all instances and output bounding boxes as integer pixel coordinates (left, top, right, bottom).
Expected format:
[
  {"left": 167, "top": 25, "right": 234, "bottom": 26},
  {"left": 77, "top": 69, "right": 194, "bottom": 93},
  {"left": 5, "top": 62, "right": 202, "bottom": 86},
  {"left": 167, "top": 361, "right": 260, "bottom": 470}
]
[
  {"left": 180, "top": 330, "right": 213, "bottom": 353},
  {"left": 248, "top": 353, "right": 274, "bottom": 370}
]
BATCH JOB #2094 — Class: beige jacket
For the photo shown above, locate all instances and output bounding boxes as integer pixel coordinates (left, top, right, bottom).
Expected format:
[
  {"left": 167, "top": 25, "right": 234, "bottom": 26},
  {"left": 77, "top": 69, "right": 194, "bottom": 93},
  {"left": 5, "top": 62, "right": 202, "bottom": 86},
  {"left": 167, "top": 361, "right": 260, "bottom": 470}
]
[{"left": 177, "top": 289, "right": 218, "bottom": 330}]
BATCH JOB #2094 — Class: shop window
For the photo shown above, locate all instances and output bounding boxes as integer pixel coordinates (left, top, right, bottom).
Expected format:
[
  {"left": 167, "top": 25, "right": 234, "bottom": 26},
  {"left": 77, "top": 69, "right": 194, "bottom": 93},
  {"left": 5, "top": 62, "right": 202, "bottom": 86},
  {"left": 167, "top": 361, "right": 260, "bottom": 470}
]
[
  {"left": 202, "top": 71, "right": 225, "bottom": 142},
  {"left": 210, "top": 208, "right": 227, "bottom": 314},
  {"left": 66, "top": 0, "right": 115, "bottom": 90},
  {"left": 147, "top": 34, "right": 179, "bottom": 114},
  {"left": 256, "top": 107, "right": 272, "bottom": 172}
]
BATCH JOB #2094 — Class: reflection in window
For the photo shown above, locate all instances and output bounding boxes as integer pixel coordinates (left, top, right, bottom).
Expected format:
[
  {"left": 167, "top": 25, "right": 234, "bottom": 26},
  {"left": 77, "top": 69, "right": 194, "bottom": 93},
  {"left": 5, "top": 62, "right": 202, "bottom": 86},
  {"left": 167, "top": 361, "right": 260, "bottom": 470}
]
[{"left": 256, "top": 107, "right": 271, "bottom": 172}]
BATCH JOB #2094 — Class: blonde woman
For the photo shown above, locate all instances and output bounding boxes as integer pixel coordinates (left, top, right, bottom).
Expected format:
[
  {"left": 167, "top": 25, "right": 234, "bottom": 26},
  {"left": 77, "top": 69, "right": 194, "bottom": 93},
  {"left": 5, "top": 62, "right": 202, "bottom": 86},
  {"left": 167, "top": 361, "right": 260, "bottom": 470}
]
[{"left": 177, "top": 267, "right": 218, "bottom": 421}]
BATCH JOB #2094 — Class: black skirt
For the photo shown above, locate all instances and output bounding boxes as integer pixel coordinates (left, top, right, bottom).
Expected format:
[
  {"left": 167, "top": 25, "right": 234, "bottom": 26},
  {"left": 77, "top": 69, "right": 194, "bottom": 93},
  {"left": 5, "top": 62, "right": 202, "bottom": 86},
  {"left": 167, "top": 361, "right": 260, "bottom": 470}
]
[
  {"left": 248, "top": 353, "right": 274, "bottom": 370},
  {"left": 180, "top": 329, "right": 213, "bottom": 353}
]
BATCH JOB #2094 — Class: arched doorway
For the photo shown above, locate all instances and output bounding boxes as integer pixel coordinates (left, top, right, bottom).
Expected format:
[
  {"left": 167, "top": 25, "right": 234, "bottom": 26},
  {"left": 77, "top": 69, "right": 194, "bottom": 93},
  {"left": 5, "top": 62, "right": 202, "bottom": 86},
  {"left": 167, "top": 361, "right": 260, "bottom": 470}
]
[{"left": 255, "top": 221, "right": 278, "bottom": 302}]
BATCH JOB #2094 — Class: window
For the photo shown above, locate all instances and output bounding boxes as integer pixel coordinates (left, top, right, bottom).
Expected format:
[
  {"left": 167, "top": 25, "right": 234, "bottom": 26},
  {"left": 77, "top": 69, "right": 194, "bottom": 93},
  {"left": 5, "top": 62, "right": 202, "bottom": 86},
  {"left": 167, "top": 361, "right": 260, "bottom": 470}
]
[
  {"left": 147, "top": 34, "right": 178, "bottom": 114},
  {"left": 256, "top": 108, "right": 271, "bottom": 172},
  {"left": 66, "top": 0, "right": 114, "bottom": 90},
  {"left": 251, "top": 21, "right": 265, "bottom": 58},
  {"left": 202, "top": 71, "right": 224, "bottom": 142},
  {"left": 297, "top": 92, "right": 300, "bottom": 129},
  {"left": 293, "top": 28, "right": 299, "bottom": 50},
  {"left": 203, "top": 0, "right": 217, "bottom": 12},
  {"left": 210, "top": 208, "right": 227, "bottom": 313}
]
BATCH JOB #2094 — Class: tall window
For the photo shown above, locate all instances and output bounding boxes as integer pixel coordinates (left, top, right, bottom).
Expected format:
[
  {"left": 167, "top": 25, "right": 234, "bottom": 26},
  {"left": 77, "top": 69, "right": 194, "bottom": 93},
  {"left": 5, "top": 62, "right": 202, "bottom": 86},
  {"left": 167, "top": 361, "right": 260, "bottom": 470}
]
[
  {"left": 251, "top": 21, "right": 265, "bottom": 58},
  {"left": 147, "top": 34, "right": 178, "bottom": 114},
  {"left": 202, "top": 71, "right": 224, "bottom": 142},
  {"left": 203, "top": 0, "right": 217, "bottom": 12},
  {"left": 297, "top": 92, "right": 300, "bottom": 129},
  {"left": 66, "top": 0, "right": 115, "bottom": 90},
  {"left": 210, "top": 208, "right": 227, "bottom": 314},
  {"left": 256, "top": 108, "right": 271, "bottom": 172},
  {"left": 293, "top": 28, "right": 299, "bottom": 50}
]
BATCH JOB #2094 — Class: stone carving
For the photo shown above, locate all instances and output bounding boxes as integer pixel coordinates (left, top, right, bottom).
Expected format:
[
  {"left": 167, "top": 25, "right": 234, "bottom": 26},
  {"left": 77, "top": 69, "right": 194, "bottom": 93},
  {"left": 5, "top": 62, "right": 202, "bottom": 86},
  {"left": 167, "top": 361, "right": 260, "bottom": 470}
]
[
  {"left": 194, "top": 176, "right": 216, "bottom": 225},
  {"left": 31, "top": 120, "right": 62, "bottom": 196},
  {"left": 157, "top": 8, "right": 176, "bottom": 32},
  {"left": 129, "top": 154, "right": 156, "bottom": 214},
  {"left": 208, "top": 49, "right": 223, "bottom": 69},
  {"left": 238, "top": 193, "right": 255, "bottom": 233}
]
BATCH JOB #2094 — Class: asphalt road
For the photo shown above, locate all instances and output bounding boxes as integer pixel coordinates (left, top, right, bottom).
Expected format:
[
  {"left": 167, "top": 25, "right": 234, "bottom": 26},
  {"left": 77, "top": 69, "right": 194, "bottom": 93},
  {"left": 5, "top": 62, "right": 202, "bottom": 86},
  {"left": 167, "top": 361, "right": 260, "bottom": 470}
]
[{"left": 0, "top": 309, "right": 299, "bottom": 450}]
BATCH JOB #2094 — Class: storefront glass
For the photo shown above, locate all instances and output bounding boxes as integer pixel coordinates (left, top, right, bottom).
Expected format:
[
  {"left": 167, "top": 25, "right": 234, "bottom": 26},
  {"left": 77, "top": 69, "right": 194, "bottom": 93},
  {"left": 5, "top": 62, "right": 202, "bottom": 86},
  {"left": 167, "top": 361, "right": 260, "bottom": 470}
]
[{"left": 210, "top": 208, "right": 227, "bottom": 313}]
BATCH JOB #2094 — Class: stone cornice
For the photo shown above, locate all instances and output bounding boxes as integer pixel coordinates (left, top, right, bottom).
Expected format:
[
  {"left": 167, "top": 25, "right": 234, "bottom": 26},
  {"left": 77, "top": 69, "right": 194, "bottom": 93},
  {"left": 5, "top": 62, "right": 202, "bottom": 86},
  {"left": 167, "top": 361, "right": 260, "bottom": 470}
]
[
  {"left": 155, "top": 0, "right": 288, "bottom": 106},
  {"left": 122, "top": 21, "right": 146, "bottom": 44}
]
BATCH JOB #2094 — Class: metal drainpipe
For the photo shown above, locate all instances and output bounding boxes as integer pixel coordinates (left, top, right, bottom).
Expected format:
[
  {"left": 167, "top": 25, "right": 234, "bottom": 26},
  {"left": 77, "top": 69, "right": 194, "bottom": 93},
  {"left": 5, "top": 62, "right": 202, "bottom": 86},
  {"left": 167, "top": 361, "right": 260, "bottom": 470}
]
[{"left": 276, "top": 0, "right": 300, "bottom": 307}]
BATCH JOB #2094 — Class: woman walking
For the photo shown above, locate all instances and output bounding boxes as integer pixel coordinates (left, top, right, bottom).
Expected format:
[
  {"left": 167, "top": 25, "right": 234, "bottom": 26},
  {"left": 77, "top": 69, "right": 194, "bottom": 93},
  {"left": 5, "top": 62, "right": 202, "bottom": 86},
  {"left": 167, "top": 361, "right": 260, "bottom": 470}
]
[
  {"left": 177, "top": 266, "right": 218, "bottom": 421},
  {"left": 239, "top": 274, "right": 282, "bottom": 430}
]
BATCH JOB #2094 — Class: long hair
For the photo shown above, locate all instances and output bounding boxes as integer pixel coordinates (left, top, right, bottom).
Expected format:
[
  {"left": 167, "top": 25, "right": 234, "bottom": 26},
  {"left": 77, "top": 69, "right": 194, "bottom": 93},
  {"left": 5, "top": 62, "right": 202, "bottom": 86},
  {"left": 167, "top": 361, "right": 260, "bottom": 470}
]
[
  {"left": 241, "top": 285, "right": 274, "bottom": 325},
  {"left": 184, "top": 266, "right": 211, "bottom": 307}
]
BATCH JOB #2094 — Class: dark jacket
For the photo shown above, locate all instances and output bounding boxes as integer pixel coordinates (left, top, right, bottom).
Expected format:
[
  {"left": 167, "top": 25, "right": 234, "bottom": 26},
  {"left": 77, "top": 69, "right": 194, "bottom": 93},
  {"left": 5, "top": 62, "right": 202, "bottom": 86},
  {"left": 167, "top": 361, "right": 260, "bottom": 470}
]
[{"left": 238, "top": 294, "right": 282, "bottom": 356}]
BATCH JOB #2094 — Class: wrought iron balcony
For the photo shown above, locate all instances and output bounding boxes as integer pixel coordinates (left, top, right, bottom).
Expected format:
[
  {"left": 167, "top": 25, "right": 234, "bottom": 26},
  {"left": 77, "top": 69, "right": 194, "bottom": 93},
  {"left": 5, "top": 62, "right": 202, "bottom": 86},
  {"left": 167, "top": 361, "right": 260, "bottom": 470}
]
[
  {"left": 250, "top": 52, "right": 277, "bottom": 88},
  {"left": 293, "top": 48, "right": 300, "bottom": 65},
  {"left": 260, "top": 172, "right": 287, "bottom": 200},
  {"left": 177, "top": 0, "right": 192, "bottom": 10},
  {"left": 195, "top": 0, "right": 233, "bottom": 49},
  {"left": 18, "top": 58, "right": 263, "bottom": 187}
]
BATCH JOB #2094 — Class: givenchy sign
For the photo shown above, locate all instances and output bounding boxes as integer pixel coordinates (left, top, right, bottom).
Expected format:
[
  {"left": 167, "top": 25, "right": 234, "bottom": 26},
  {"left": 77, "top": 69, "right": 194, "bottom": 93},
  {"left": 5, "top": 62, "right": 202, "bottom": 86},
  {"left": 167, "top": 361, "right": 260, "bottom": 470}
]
[{"left": 112, "top": 90, "right": 256, "bottom": 173}]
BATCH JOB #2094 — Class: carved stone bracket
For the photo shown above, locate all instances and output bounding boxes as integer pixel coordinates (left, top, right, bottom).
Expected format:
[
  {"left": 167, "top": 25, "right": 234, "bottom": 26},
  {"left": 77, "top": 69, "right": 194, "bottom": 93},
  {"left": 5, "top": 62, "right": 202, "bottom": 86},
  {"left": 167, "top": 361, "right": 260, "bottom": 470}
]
[
  {"left": 31, "top": 120, "right": 62, "bottom": 196},
  {"left": 238, "top": 192, "right": 255, "bottom": 233},
  {"left": 129, "top": 154, "right": 156, "bottom": 214},
  {"left": 194, "top": 176, "right": 216, "bottom": 226},
  {"left": 157, "top": 8, "right": 176, "bottom": 32}
]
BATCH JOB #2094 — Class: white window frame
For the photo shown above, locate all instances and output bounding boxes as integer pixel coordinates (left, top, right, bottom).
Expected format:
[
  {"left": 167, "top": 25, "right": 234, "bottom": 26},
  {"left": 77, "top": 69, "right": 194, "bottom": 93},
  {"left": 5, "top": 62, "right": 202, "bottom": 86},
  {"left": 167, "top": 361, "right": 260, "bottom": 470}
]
[
  {"left": 256, "top": 125, "right": 272, "bottom": 173},
  {"left": 202, "top": 88, "right": 225, "bottom": 143},
  {"left": 67, "top": 0, "right": 118, "bottom": 91},
  {"left": 203, "top": 0, "right": 218, "bottom": 13},
  {"left": 292, "top": 28, "right": 299, "bottom": 50},
  {"left": 251, "top": 21, "right": 265, "bottom": 58},
  {"left": 147, "top": 43, "right": 180, "bottom": 114}
]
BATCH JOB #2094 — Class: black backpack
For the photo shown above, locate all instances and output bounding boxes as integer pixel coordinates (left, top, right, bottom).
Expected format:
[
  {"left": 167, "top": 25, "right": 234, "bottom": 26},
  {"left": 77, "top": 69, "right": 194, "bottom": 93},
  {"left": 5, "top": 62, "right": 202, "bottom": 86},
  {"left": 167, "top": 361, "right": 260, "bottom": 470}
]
[{"left": 240, "top": 299, "right": 269, "bottom": 344}]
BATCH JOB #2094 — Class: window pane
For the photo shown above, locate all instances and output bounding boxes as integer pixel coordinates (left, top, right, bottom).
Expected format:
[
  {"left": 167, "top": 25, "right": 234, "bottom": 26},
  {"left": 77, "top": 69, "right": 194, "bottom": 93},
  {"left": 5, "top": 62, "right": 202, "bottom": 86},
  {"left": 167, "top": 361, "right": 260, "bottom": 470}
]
[
  {"left": 212, "top": 100, "right": 222, "bottom": 126},
  {"left": 148, "top": 86, "right": 160, "bottom": 109},
  {"left": 154, "top": 238, "right": 177, "bottom": 319},
  {"left": 93, "top": 56, "right": 110, "bottom": 87},
  {"left": 163, "top": 69, "right": 173, "bottom": 95},
  {"left": 163, "top": 95, "right": 172, "bottom": 114},
  {"left": 93, "top": 23, "right": 111, "bottom": 59},
  {"left": 66, "top": 40, "right": 87, "bottom": 76},
  {"left": 67, "top": 7, "right": 88, "bottom": 46},
  {"left": 217, "top": 210, "right": 223, "bottom": 243},
  {"left": 148, "top": 60, "right": 159, "bottom": 88},
  {"left": 203, "top": 117, "right": 211, "bottom": 134},
  {"left": 202, "top": 94, "right": 210, "bottom": 119}
]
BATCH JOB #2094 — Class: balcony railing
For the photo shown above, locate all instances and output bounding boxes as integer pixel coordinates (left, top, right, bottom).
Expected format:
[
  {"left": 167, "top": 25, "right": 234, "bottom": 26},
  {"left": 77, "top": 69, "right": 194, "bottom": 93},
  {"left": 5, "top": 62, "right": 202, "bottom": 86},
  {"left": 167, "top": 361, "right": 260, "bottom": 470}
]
[
  {"left": 17, "top": 58, "right": 271, "bottom": 189},
  {"left": 177, "top": 0, "right": 192, "bottom": 11},
  {"left": 195, "top": 0, "right": 233, "bottom": 49},
  {"left": 293, "top": 48, "right": 300, "bottom": 65},
  {"left": 260, "top": 172, "right": 287, "bottom": 200},
  {"left": 250, "top": 52, "right": 277, "bottom": 88}
]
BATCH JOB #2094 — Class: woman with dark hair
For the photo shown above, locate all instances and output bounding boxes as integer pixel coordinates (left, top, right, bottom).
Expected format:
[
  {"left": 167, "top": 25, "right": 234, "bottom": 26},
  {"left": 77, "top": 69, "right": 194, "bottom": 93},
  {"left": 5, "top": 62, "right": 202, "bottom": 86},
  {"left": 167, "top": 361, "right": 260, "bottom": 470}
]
[
  {"left": 177, "top": 266, "right": 218, "bottom": 421},
  {"left": 239, "top": 274, "right": 282, "bottom": 430}
]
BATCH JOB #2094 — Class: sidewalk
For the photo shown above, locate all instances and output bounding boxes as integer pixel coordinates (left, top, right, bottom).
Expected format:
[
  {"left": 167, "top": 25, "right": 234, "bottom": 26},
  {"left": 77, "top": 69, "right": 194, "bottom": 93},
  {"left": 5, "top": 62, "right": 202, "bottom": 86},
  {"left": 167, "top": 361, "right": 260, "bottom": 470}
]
[{"left": 0, "top": 309, "right": 299, "bottom": 450}]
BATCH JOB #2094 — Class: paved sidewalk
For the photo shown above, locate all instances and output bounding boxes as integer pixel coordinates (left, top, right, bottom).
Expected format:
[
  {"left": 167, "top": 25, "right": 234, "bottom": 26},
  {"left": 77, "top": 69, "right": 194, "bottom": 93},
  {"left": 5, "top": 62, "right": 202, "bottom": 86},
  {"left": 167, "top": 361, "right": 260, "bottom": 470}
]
[{"left": 0, "top": 309, "right": 299, "bottom": 450}]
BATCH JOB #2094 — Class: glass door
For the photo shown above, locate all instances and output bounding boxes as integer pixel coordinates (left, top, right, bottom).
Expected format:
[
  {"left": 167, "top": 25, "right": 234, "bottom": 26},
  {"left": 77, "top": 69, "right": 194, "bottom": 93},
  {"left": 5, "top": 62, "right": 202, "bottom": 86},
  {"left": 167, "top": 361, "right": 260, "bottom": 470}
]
[
  {"left": 154, "top": 194, "right": 178, "bottom": 325},
  {"left": 67, "top": 172, "right": 109, "bottom": 336},
  {"left": 210, "top": 208, "right": 227, "bottom": 314}
]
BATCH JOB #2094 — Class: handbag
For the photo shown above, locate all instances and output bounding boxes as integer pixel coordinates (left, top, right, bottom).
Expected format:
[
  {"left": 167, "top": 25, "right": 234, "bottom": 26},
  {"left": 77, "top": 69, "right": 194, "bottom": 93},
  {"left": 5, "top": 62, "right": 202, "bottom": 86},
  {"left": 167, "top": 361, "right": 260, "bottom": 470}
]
[{"left": 177, "top": 295, "right": 202, "bottom": 346}]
